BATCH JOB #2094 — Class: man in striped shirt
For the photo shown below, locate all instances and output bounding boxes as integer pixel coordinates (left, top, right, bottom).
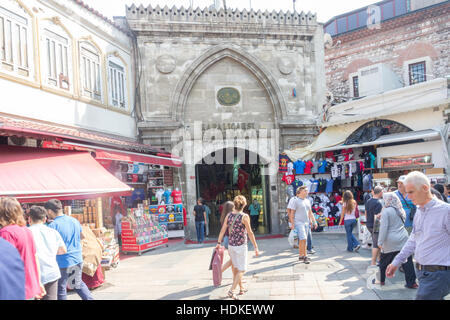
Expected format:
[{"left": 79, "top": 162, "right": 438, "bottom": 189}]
[{"left": 386, "top": 171, "right": 450, "bottom": 300}]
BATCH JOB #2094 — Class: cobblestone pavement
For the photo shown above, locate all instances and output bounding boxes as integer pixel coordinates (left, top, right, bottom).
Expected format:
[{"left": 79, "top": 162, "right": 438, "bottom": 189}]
[{"left": 68, "top": 232, "right": 449, "bottom": 300}]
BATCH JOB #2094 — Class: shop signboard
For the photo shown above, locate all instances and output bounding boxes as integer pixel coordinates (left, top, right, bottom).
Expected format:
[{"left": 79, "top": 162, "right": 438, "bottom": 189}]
[{"left": 382, "top": 154, "right": 432, "bottom": 168}]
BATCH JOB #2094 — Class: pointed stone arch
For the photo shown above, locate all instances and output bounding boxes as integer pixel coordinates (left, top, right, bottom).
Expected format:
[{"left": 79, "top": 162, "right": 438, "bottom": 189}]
[{"left": 171, "top": 44, "right": 287, "bottom": 124}]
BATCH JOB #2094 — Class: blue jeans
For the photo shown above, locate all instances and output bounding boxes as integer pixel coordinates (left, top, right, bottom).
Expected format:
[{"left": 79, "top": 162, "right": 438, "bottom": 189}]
[
  {"left": 195, "top": 221, "right": 205, "bottom": 243},
  {"left": 415, "top": 270, "right": 450, "bottom": 300},
  {"left": 58, "top": 263, "right": 94, "bottom": 300},
  {"left": 344, "top": 219, "right": 360, "bottom": 252},
  {"left": 307, "top": 224, "right": 312, "bottom": 251}
]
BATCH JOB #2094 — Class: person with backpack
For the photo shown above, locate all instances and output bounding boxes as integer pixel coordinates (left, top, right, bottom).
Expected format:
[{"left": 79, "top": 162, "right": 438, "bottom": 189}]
[{"left": 216, "top": 195, "right": 259, "bottom": 300}]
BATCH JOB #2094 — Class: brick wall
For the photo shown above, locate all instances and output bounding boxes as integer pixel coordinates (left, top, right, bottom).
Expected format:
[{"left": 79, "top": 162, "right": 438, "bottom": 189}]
[{"left": 325, "top": 2, "right": 450, "bottom": 100}]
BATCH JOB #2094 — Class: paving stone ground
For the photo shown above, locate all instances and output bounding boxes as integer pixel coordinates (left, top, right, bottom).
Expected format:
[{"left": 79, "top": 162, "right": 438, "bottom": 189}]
[{"left": 68, "top": 232, "right": 449, "bottom": 300}]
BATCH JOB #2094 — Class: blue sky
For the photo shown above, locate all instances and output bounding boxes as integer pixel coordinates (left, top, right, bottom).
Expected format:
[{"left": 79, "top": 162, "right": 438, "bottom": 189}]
[{"left": 84, "top": 0, "right": 377, "bottom": 23}]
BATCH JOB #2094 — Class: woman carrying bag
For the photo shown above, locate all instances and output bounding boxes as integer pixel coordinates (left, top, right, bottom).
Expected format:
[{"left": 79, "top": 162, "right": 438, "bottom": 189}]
[
  {"left": 375, "top": 192, "right": 418, "bottom": 288},
  {"left": 216, "top": 195, "right": 259, "bottom": 300}
]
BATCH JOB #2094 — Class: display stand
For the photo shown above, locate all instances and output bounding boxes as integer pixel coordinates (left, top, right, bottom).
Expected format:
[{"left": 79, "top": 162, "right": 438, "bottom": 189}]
[
  {"left": 121, "top": 209, "right": 169, "bottom": 256},
  {"left": 150, "top": 204, "right": 185, "bottom": 239}
]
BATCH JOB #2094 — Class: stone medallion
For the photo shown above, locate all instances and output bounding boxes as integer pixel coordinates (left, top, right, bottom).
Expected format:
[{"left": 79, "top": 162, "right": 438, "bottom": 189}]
[
  {"left": 156, "top": 54, "right": 176, "bottom": 74},
  {"left": 217, "top": 87, "right": 241, "bottom": 106},
  {"left": 277, "top": 57, "right": 295, "bottom": 75}
]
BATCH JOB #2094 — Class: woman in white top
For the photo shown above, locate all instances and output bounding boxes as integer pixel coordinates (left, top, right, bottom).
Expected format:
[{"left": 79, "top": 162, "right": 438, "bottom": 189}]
[{"left": 338, "top": 190, "right": 361, "bottom": 252}]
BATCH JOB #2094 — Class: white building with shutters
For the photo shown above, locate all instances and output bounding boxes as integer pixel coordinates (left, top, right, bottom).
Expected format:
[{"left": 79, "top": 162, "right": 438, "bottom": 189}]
[{"left": 0, "top": 0, "right": 137, "bottom": 139}]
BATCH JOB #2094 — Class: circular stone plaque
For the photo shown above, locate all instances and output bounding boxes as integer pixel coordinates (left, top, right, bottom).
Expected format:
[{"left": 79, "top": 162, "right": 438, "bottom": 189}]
[
  {"left": 277, "top": 57, "right": 295, "bottom": 75},
  {"left": 217, "top": 87, "right": 241, "bottom": 106},
  {"left": 156, "top": 55, "right": 176, "bottom": 74}
]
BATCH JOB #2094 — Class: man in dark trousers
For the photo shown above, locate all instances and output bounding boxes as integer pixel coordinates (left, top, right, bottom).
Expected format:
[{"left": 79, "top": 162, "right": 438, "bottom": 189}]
[
  {"left": 365, "top": 186, "right": 383, "bottom": 267},
  {"left": 193, "top": 199, "right": 207, "bottom": 244}
]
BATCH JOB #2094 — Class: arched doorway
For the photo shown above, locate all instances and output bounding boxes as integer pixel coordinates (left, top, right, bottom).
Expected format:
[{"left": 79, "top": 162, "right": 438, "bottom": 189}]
[{"left": 195, "top": 147, "right": 271, "bottom": 237}]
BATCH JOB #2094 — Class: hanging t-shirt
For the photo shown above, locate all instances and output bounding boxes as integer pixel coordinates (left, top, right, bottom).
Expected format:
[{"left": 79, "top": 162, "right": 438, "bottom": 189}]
[
  {"left": 156, "top": 189, "right": 165, "bottom": 204},
  {"left": 369, "top": 152, "right": 376, "bottom": 168},
  {"left": 311, "top": 160, "right": 320, "bottom": 174},
  {"left": 282, "top": 174, "right": 295, "bottom": 185},
  {"left": 279, "top": 154, "right": 291, "bottom": 172},
  {"left": 292, "top": 179, "right": 303, "bottom": 194},
  {"left": 287, "top": 162, "right": 294, "bottom": 175},
  {"left": 318, "top": 160, "right": 327, "bottom": 173},
  {"left": 163, "top": 189, "right": 172, "bottom": 204},
  {"left": 325, "top": 179, "right": 334, "bottom": 193},
  {"left": 293, "top": 160, "right": 305, "bottom": 175},
  {"left": 171, "top": 190, "right": 183, "bottom": 204},
  {"left": 309, "top": 179, "right": 319, "bottom": 193},
  {"left": 304, "top": 161, "right": 314, "bottom": 174}
]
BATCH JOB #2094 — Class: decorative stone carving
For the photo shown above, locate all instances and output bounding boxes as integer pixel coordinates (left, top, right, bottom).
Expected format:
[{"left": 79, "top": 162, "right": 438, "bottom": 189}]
[
  {"left": 277, "top": 57, "right": 295, "bottom": 75},
  {"left": 156, "top": 54, "right": 176, "bottom": 74}
]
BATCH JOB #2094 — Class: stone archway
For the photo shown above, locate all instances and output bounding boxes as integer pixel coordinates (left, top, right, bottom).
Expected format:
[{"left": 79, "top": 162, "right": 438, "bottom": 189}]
[{"left": 171, "top": 44, "right": 287, "bottom": 123}]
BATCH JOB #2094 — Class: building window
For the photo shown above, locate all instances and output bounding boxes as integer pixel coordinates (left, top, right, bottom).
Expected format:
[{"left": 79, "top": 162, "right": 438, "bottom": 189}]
[
  {"left": 44, "top": 28, "right": 69, "bottom": 89},
  {"left": 352, "top": 76, "right": 359, "bottom": 98},
  {"left": 80, "top": 42, "right": 101, "bottom": 101},
  {"left": 108, "top": 59, "right": 126, "bottom": 108},
  {"left": 0, "top": 5, "right": 30, "bottom": 77},
  {"left": 408, "top": 61, "right": 426, "bottom": 85}
]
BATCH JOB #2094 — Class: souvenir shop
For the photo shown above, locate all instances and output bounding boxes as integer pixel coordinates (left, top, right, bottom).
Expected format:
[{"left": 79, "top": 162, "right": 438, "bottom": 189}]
[
  {"left": 0, "top": 133, "right": 185, "bottom": 286},
  {"left": 280, "top": 146, "right": 377, "bottom": 228},
  {"left": 280, "top": 125, "right": 448, "bottom": 229}
]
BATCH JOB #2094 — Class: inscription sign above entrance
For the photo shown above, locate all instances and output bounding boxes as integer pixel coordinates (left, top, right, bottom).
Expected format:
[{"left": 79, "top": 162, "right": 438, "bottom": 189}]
[{"left": 217, "top": 87, "right": 241, "bottom": 106}]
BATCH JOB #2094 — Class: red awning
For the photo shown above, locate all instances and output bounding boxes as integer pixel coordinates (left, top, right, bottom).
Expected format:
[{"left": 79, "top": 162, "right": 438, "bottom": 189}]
[
  {"left": 94, "top": 148, "right": 182, "bottom": 167},
  {"left": 0, "top": 145, "right": 132, "bottom": 202}
]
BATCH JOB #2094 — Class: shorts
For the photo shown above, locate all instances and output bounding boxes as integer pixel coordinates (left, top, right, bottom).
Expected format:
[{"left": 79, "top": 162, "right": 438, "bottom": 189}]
[
  {"left": 294, "top": 222, "right": 310, "bottom": 241},
  {"left": 228, "top": 243, "right": 248, "bottom": 272},
  {"left": 367, "top": 227, "right": 379, "bottom": 248}
]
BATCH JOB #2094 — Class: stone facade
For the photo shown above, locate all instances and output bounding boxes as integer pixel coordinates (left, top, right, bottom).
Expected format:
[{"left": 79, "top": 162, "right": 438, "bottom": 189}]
[
  {"left": 325, "top": 1, "right": 450, "bottom": 102},
  {"left": 126, "top": 5, "right": 326, "bottom": 236}
]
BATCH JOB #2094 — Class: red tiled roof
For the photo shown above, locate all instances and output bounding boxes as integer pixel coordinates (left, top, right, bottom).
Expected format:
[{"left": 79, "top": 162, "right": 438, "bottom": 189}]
[
  {"left": 72, "top": 0, "right": 130, "bottom": 35},
  {"left": 0, "top": 114, "right": 169, "bottom": 155}
]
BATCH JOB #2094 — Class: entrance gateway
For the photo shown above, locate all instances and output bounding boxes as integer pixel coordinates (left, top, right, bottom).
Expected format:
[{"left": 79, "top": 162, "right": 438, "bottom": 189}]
[
  {"left": 125, "top": 5, "right": 326, "bottom": 239},
  {"left": 196, "top": 147, "right": 271, "bottom": 236}
]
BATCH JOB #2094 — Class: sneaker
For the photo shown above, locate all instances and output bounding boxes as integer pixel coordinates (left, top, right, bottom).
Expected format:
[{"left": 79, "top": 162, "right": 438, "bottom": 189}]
[
  {"left": 405, "top": 283, "right": 418, "bottom": 289},
  {"left": 307, "top": 249, "right": 316, "bottom": 254},
  {"left": 353, "top": 245, "right": 361, "bottom": 252},
  {"left": 303, "top": 256, "right": 311, "bottom": 264}
]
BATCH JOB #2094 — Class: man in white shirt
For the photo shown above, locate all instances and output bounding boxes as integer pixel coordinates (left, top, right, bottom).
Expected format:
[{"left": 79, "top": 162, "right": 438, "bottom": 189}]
[
  {"left": 287, "top": 186, "right": 318, "bottom": 264},
  {"left": 28, "top": 206, "right": 67, "bottom": 300}
]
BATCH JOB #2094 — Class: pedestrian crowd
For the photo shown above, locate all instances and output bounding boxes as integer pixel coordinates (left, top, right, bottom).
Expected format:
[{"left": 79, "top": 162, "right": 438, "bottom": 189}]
[{"left": 0, "top": 198, "right": 94, "bottom": 300}]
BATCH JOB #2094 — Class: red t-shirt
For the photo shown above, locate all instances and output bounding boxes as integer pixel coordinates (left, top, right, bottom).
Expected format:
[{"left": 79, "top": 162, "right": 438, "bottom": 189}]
[
  {"left": 282, "top": 174, "right": 295, "bottom": 185},
  {"left": 304, "top": 161, "right": 314, "bottom": 174},
  {"left": 0, "top": 225, "right": 40, "bottom": 300},
  {"left": 171, "top": 190, "right": 183, "bottom": 204}
]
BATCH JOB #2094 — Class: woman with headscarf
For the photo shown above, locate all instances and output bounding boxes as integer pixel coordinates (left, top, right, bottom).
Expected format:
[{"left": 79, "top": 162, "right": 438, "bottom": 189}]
[{"left": 375, "top": 192, "right": 418, "bottom": 288}]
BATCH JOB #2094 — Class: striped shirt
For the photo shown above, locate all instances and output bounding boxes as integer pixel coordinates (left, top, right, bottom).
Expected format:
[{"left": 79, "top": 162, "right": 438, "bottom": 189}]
[{"left": 392, "top": 198, "right": 450, "bottom": 267}]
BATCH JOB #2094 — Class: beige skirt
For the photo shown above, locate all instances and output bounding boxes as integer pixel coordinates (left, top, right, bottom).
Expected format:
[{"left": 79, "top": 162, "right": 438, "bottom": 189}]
[{"left": 228, "top": 243, "right": 248, "bottom": 272}]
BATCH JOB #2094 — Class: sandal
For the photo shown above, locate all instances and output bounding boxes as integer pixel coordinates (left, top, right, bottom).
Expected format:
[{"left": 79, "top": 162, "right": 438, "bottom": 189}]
[
  {"left": 228, "top": 290, "right": 239, "bottom": 300},
  {"left": 239, "top": 288, "right": 248, "bottom": 295}
]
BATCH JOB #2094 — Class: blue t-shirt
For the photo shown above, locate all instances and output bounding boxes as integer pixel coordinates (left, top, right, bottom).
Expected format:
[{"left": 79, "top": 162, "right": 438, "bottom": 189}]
[
  {"left": 293, "top": 160, "right": 305, "bottom": 174},
  {"left": 48, "top": 215, "right": 83, "bottom": 268},
  {"left": 325, "top": 179, "right": 334, "bottom": 193},
  {"left": 292, "top": 179, "right": 303, "bottom": 194},
  {"left": 310, "top": 179, "right": 319, "bottom": 193},
  {"left": 0, "top": 237, "right": 25, "bottom": 300},
  {"left": 318, "top": 160, "right": 327, "bottom": 173},
  {"left": 163, "top": 190, "right": 172, "bottom": 204}
]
